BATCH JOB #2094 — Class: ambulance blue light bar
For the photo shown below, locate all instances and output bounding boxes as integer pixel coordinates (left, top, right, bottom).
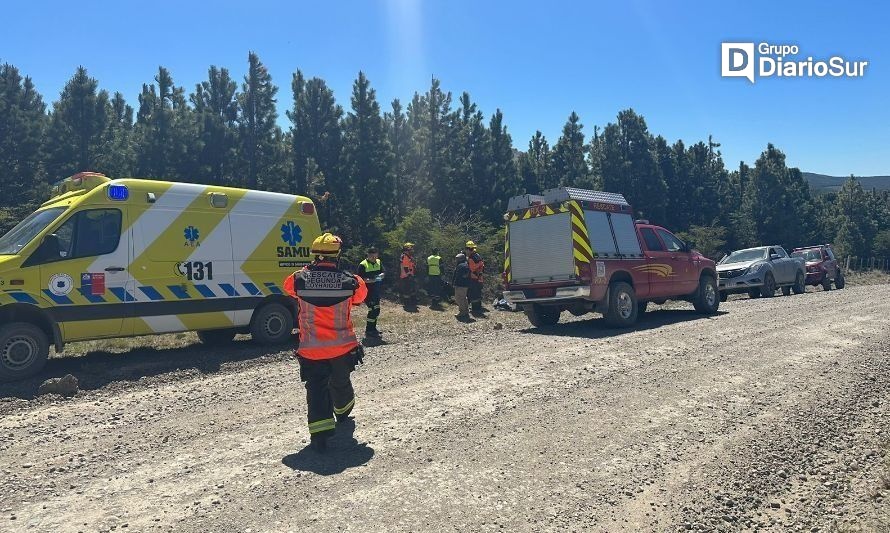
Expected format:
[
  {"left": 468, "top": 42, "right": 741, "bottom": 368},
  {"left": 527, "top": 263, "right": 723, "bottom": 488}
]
[{"left": 107, "top": 184, "right": 129, "bottom": 201}]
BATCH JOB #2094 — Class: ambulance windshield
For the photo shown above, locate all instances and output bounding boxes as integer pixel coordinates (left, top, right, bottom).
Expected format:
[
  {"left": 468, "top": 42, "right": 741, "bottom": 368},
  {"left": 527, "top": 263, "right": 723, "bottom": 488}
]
[{"left": 0, "top": 207, "right": 66, "bottom": 255}]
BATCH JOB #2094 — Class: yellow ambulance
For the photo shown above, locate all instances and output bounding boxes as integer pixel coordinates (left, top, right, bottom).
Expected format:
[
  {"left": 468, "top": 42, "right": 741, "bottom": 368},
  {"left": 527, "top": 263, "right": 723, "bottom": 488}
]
[{"left": 0, "top": 172, "right": 322, "bottom": 381}]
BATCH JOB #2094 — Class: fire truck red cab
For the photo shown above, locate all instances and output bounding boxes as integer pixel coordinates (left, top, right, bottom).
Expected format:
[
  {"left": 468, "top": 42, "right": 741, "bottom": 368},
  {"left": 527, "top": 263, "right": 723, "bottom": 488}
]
[{"left": 502, "top": 187, "right": 719, "bottom": 327}]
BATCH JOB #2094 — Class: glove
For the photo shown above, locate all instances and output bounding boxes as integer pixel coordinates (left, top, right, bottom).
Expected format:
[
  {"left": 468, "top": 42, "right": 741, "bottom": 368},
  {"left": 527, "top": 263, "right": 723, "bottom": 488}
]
[{"left": 353, "top": 345, "right": 365, "bottom": 366}]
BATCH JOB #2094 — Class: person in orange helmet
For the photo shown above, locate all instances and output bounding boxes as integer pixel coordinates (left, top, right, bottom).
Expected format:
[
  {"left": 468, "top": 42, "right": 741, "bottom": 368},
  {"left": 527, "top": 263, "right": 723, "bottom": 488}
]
[{"left": 283, "top": 232, "right": 367, "bottom": 452}]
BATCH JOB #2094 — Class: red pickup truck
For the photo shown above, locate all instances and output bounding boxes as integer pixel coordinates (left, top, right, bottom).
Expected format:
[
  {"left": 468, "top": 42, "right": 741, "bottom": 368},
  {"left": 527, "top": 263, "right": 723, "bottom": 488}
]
[
  {"left": 790, "top": 244, "right": 846, "bottom": 290},
  {"left": 502, "top": 187, "right": 720, "bottom": 327}
]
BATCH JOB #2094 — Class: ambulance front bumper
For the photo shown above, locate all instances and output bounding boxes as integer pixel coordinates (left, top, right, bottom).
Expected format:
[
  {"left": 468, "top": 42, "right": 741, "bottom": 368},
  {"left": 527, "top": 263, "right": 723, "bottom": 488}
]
[{"left": 503, "top": 286, "right": 591, "bottom": 304}]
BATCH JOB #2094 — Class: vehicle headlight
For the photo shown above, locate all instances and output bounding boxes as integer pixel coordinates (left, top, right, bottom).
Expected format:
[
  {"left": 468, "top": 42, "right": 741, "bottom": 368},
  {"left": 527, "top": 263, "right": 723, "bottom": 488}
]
[{"left": 746, "top": 263, "right": 766, "bottom": 274}]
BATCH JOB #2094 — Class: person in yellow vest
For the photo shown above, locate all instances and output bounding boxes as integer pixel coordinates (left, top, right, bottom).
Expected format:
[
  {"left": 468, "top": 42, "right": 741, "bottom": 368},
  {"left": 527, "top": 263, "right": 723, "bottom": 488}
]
[
  {"left": 465, "top": 240, "right": 485, "bottom": 315},
  {"left": 426, "top": 248, "right": 443, "bottom": 308},
  {"left": 356, "top": 246, "right": 384, "bottom": 338}
]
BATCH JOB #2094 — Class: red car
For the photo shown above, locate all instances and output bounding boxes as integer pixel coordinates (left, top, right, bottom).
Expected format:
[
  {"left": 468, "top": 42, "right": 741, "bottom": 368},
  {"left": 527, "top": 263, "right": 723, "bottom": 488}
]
[{"left": 790, "top": 245, "right": 846, "bottom": 290}]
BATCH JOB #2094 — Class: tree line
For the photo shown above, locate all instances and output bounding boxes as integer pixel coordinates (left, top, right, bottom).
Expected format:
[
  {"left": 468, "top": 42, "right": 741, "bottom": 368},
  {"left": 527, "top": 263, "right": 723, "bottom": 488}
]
[{"left": 1, "top": 52, "right": 889, "bottom": 266}]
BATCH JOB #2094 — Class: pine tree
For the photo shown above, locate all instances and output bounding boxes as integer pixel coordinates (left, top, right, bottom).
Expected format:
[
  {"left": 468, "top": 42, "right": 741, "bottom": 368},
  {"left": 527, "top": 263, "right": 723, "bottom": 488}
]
[
  {"left": 587, "top": 125, "right": 604, "bottom": 190},
  {"left": 832, "top": 176, "right": 870, "bottom": 257},
  {"left": 341, "top": 71, "right": 392, "bottom": 241},
  {"left": 600, "top": 109, "right": 666, "bottom": 222},
  {"left": 652, "top": 136, "right": 680, "bottom": 227},
  {"left": 288, "top": 71, "right": 343, "bottom": 199},
  {"left": 450, "top": 92, "right": 489, "bottom": 213},
  {"left": 384, "top": 98, "right": 411, "bottom": 220},
  {"left": 191, "top": 66, "right": 239, "bottom": 185},
  {"left": 520, "top": 131, "right": 550, "bottom": 193},
  {"left": 406, "top": 79, "right": 453, "bottom": 212},
  {"left": 735, "top": 144, "right": 815, "bottom": 249},
  {"left": 487, "top": 108, "right": 518, "bottom": 221},
  {"left": 97, "top": 92, "right": 135, "bottom": 177},
  {"left": 45, "top": 66, "right": 110, "bottom": 179},
  {"left": 135, "top": 66, "right": 198, "bottom": 181},
  {"left": 238, "top": 52, "right": 281, "bottom": 190},
  {"left": 0, "top": 63, "right": 46, "bottom": 211},
  {"left": 551, "top": 111, "right": 588, "bottom": 188}
]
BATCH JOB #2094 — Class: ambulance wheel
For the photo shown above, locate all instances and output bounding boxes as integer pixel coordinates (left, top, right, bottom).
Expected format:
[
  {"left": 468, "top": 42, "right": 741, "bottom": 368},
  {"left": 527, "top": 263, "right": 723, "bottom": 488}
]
[
  {"left": 251, "top": 303, "right": 294, "bottom": 345},
  {"left": 604, "top": 281, "right": 638, "bottom": 328},
  {"left": 197, "top": 328, "right": 237, "bottom": 346},
  {"left": 0, "top": 322, "right": 49, "bottom": 382}
]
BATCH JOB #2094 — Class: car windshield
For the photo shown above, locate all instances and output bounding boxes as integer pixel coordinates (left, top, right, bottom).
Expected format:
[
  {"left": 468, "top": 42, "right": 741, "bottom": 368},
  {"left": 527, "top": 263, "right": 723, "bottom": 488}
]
[
  {"left": 792, "top": 249, "right": 822, "bottom": 262},
  {"left": 0, "top": 207, "right": 66, "bottom": 255},
  {"left": 720, "top": 248, "right": 767, "bottom": 264}
]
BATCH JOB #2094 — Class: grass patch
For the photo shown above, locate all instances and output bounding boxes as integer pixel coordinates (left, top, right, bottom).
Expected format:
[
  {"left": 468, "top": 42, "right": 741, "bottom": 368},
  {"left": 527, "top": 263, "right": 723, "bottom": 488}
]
[{"left": 844, "top": 270, "right": 890, "bottom": 286}]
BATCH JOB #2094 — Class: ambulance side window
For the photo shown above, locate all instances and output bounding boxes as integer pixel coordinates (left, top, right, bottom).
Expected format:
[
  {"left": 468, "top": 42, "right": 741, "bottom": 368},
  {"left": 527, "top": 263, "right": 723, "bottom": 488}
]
[{"left": 43, "top": 209, "right": 121, "bottom": 262}]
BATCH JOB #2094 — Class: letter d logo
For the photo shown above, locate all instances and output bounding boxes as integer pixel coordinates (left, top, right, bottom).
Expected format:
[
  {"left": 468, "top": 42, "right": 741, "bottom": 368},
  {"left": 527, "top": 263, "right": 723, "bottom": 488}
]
[{"left": 721, "top": 42, "right": 755, "bottom": 83}]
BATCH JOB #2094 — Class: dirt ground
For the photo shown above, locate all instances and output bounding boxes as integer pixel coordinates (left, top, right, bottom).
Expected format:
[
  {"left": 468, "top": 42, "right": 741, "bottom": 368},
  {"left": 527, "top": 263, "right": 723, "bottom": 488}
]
[{"left": 1, "top": 284, "right": 888, "bottom": 532}]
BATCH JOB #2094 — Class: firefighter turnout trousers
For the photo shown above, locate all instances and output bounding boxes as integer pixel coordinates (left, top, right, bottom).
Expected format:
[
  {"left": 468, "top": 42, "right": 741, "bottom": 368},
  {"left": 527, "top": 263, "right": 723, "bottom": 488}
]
[
  {"left": 365, "top": 295, "right": 381, "bottom": 333},
  {"left": 469, "top": 281, "right": 483, "bottom": 312},
  {"left": 298, "top": 349, "right": 361, "bottom": 438}
]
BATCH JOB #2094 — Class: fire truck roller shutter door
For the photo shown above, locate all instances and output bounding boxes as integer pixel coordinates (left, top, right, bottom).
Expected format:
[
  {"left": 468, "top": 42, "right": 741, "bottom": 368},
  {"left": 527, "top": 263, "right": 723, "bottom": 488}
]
[{"left": 509, "top": 212, "right": 575, "bottom": 283}]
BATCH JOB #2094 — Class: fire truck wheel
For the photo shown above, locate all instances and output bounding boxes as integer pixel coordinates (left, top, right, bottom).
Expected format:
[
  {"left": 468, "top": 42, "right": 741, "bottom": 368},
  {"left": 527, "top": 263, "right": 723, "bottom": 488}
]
[
  {"left": 197, "top": 328, "right": 237, "bottom": 346},
  {"left": 251, "top": 303, "right": 294, "bottom": 345},
  {"left": 524, "top": 305, "right": 560, "bottom": 328},
  {"left": 604, "top": 282, "right": 638, "bottom": 328},
  {"left": 0, "top": 322, "right": 49, "bottom": 382},
  {"left": 693, "top": 275, "right": 720, "bottom": 314}
]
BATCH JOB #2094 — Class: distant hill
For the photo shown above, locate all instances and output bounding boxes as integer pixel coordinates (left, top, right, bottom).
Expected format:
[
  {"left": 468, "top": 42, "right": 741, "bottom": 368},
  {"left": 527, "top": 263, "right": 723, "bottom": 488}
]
[{"left": 803, "top": 172, "right": 890, "bottom": 193}]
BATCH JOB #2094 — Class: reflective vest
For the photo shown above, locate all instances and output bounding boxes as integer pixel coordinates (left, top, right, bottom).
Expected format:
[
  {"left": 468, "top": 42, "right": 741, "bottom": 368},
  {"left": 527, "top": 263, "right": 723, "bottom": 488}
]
[
  {"left": 358, "top": 258, "right": 382, "bottom": 282},
  {"left": 468, "top": 252, "right": 484, "bottom": 282},
  {"left": 400, "top": 252, "right": 416, "bottom": 279},
  {"left": 427, "top": 254, "right": 441, "bottom": 276},
  {"left": 283, "top": 262, "right": 367, "bottom": 360}
]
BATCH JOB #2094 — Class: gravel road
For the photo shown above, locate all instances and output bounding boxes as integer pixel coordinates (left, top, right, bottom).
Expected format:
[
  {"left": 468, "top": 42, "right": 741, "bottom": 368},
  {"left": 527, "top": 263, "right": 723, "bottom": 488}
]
[{"left": 1, "top": 285, "right": 888, "bottom": 532}]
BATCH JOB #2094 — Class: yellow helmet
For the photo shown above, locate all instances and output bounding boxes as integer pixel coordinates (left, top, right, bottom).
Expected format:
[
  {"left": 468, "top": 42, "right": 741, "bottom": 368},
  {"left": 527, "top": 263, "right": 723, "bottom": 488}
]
[
  {"left": 465, "top": 240, "right": 477, "bottom": 248},
  {"left": 404, "top": 242, "right": 415, "bottom": 249},
  {"left": 311, "top": 232, "right": 343, "bottom": 256}
]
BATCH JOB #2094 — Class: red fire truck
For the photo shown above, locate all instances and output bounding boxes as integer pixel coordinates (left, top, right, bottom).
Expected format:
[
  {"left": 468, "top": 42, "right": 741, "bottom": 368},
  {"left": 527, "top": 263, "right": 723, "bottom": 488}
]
[{"left": 502, "top": 187, "right": 720, "bottom": 327}]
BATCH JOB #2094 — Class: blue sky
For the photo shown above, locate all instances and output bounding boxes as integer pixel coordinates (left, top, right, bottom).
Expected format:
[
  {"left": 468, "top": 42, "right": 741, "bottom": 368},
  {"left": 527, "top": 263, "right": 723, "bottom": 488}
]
[{"left": 2, "top": 1, "right": 887, "bottom": 176}]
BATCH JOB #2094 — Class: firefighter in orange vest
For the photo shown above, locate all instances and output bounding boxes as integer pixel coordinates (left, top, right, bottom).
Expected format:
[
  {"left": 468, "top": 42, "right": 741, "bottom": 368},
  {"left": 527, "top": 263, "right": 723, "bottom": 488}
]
[
  {"left": 283, "top": 232, "right": 368, "bottom": 452},
  {"left": 399, "top": 242, "right": 418, "bottom": 308},
  {"left": 465, "top": 240, "right": 485, "bottom": 315}
]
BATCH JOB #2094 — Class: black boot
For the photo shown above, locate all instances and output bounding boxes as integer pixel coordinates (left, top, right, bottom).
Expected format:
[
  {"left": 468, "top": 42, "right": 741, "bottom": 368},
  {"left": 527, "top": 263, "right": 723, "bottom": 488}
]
[{"left": 310, "top": 434, "right": 328, "bottom": 453}]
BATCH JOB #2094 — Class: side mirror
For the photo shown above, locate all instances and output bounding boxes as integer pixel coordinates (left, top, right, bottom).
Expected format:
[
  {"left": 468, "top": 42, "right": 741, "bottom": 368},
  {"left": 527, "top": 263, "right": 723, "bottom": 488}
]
[
  {"left": 770, "top": 253, "right": 781, "bottom": 261},
  {"left": 684, "top": 240, "right": 696, "bottom": 252}
]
